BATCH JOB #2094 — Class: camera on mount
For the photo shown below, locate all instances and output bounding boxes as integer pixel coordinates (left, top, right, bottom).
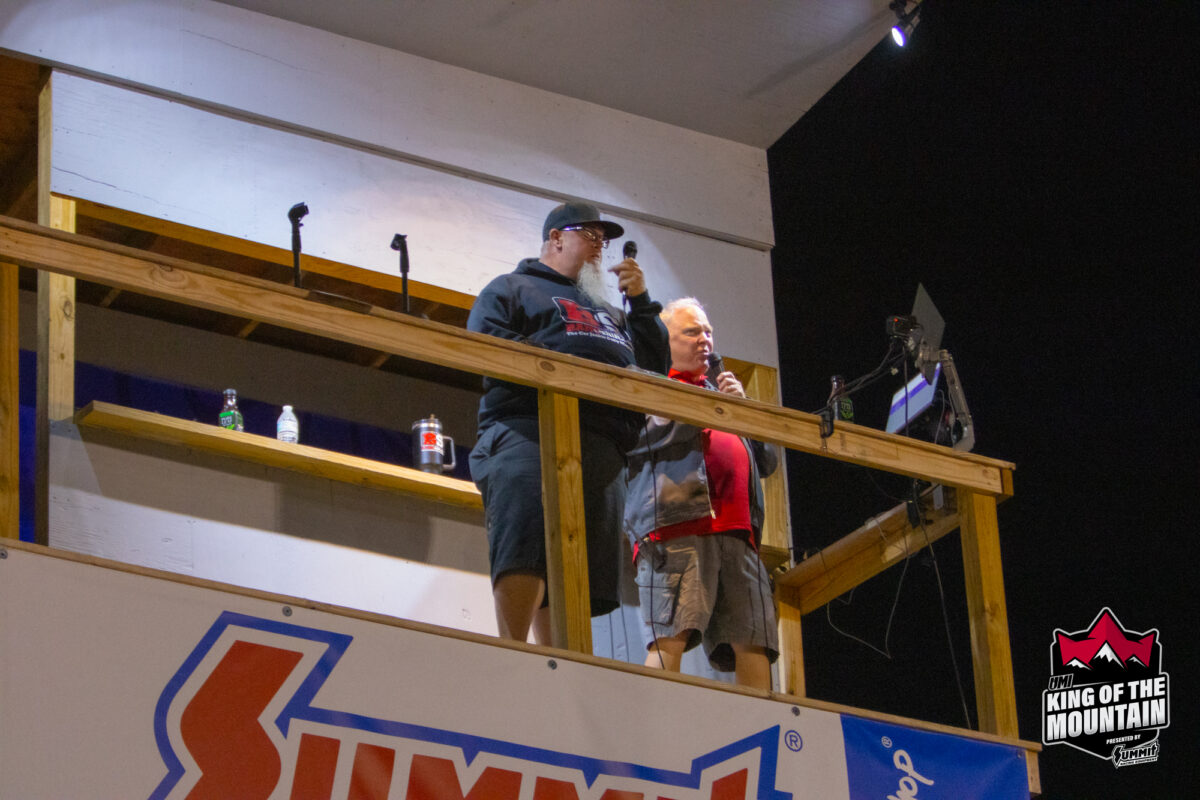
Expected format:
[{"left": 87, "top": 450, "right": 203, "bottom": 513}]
[{"left": 886, "top": 314, "right": 920, "bottom": 341}]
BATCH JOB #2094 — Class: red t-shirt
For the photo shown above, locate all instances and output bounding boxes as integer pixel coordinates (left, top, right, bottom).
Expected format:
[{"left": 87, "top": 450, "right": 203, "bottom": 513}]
[{"left": 649, "top": 370, "right": 753, "bottom": 544}]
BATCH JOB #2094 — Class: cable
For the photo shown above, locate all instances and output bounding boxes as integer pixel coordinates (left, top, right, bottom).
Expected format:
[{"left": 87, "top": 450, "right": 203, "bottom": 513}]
[
  {"left": 914, "top": 513, "right": 974, "bottom": 729},
  {"left": 823, "top": 514, "right": 910, "bottom": 659},
  {"left": 808, "top": 338, "right": 907, "bottom": 416}
]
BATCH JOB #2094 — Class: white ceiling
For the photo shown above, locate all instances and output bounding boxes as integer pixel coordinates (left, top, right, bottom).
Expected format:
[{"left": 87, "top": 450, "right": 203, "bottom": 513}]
[{"left": 215, "top": 0, "right": 896, "bottom": 148}]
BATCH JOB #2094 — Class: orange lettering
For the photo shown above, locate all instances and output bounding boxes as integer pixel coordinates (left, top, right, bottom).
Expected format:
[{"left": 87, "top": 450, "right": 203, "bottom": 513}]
[
  {"left": 407, "top": 754, "right": 523, "bottom": 800},
  {"left": 179, "top": 641, "right": 303, "bottom": 800}
]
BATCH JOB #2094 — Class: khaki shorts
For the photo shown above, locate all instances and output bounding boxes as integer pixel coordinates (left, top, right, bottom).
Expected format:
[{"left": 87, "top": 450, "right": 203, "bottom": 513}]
[{"left": 636, "top": 533, "right": 778, "bottom": 671}]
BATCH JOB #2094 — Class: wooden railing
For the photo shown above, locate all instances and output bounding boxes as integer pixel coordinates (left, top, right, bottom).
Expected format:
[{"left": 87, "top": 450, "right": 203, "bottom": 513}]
[{"left": 0, "top": 213, "right": 1021, "bottom": 744}]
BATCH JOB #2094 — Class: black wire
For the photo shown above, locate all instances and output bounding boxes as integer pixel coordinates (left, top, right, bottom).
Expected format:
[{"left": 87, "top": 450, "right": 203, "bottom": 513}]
[
  {"left": 808, "top": 339, "right": 907, "bottom": 415},
  {"left": 805, "top": 341, "right": 971, "bottom": 720},
  {"left": 917, "top": 515, "right": 974, "bottom": 730},
  {"left": 841, "top": 339, "right": 907, "bottom": 397},
  {"left": 823, "top": 521, "right": 911, "bottom": 660}
]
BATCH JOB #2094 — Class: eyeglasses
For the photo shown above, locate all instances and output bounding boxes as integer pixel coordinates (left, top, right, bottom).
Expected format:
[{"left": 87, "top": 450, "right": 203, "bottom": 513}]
[{"left": 560, "top": 225, "right": 609, "bottom": 248}]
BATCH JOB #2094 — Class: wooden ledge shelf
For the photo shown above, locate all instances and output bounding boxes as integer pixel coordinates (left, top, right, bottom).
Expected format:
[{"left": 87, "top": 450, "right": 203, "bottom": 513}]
[{"left": 74, "top": 400, "right": 482, "bottom": 510}]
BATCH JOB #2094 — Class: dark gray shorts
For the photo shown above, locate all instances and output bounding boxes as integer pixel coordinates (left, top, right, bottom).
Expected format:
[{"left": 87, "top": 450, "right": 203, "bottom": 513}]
[
  {"left": 469, "top": 416, "right": 624, "bottom": 617},
  {"left": 636, "top": 534, "right": 778, "bottom": 671}
]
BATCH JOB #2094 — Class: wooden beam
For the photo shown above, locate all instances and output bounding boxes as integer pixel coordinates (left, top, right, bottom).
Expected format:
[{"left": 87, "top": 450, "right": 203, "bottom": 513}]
[
  {"left": 0, "top": 262, "right": 18, "bottom": 538},
  {"left": 776, "top": 494, "right": 961, "bottom": 616},
  {"left": 538, "top": 390, "right": 592, "bottom": 654},
  {"left": 958, "top": 489, "right": 1019, "bottom": 737},
  {"left": 0, "top": 216, "right": 1016, "bottom": 497},
  {"left": 96, "top": 287, "right": 122, "bottom": 308},
  {"left": 35, "top": 72, "right": 76, "bottom": 545},
  {"left": 75, "top": 401, "right": 483, "bottom": 509}
]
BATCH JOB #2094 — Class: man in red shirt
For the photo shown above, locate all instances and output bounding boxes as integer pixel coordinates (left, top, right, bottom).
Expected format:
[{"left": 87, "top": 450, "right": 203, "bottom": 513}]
[{"left": 623, "top": 298, "right": 779, "bottom": 689}]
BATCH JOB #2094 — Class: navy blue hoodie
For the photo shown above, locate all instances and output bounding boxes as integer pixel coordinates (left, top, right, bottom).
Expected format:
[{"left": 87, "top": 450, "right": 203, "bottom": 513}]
[{"left": 467, "top": 258, "right": 669, "bottom": 450}]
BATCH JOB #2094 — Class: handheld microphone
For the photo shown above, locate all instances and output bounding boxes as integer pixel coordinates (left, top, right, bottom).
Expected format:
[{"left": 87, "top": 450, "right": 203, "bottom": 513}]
[
  {"left": 623, "top": 240, "right": 637, "bottom": 260},
  {"left": 707, "top": 352, "right": 725, "bottom": 384}
]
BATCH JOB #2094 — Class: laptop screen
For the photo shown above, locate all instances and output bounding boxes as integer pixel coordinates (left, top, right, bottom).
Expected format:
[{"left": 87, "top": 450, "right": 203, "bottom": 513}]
[{"left": 885, "top": 362, "right": 942, "bottom": 434}]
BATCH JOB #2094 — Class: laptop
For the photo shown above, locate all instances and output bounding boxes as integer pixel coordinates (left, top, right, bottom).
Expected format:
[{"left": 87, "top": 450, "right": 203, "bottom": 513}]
[{"left": 885, "top": 362, "right": 942, "bottom": 435}]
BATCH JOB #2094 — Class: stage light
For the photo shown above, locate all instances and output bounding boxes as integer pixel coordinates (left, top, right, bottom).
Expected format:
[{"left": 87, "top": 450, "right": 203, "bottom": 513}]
[{"left": 889, "top": 0, "right": 922, "bottom": 47}]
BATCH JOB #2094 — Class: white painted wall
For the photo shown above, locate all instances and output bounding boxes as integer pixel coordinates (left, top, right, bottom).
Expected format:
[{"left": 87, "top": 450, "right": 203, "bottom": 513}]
[
  {"left": 0, "top": 0, "right": 772, "bottom": 246},
  {"left": 48, "top": 423, "right": 499, "bottom": 632},
  {"left": 47, "top": 72, "right": 779, "bottom": 368}
]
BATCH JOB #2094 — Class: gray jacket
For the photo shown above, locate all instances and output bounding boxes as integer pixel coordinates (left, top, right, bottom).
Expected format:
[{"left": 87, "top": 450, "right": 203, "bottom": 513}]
[{"left": 623, "top": 380, "right": 779, "bottom": 547}]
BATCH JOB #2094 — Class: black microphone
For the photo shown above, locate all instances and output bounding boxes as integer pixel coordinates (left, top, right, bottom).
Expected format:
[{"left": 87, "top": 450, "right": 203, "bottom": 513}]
[
  {"left": 707, "top": 352, "right": 725, "bottom": 384},
  {"left": 287, "top": 202, "right": 309, "bottom": 225},
  {"left": 617, "top": 241, "right": 639, "bottom": 307}
]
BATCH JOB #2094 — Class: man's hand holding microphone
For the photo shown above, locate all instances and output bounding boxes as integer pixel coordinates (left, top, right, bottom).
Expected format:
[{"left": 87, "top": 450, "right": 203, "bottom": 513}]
[{"left": 610, "top": 240, "right": 646, "bottom": 298}]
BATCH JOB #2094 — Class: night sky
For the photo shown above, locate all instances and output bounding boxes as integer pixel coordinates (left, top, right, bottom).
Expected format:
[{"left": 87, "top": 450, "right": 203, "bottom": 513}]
[{"left": 767, "top": 2, "right": 1197, "bottom": 798}]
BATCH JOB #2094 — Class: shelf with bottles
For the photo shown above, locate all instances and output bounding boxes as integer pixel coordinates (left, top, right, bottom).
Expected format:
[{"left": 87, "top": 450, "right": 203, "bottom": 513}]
[{"left": 74, "top": 400, "right": 482, "bottom": 510}]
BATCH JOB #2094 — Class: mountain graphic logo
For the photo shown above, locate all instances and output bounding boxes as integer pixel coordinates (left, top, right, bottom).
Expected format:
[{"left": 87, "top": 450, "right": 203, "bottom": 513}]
[
  {"left": 1055, "top": 609, "right": 1155, "bottom": 670},
  {"left": 1041, "top": 607, "right": 1169, "bottom": 766}
]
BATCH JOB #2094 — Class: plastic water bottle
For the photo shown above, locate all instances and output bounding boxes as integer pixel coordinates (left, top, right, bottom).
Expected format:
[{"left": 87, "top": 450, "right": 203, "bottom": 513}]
[
  {"left": 218, "top": 388, "right": 244, "bottom": 431},
  {"left": 276, "top": 405, "right": 299, "bottom": 443}
]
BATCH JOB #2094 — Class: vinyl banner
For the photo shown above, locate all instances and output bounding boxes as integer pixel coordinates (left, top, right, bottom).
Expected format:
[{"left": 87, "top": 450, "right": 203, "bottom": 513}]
[
  {"left": 0, "top": 545, "right": 1027, "bottom": 799},
  {"left": 841, "top": 716, "right": 1028, "bottom": 799}
]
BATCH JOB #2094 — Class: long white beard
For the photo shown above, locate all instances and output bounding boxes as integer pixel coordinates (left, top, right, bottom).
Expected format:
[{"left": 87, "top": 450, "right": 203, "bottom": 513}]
[{"left": 575, "top": 256, "right": 608, "bottom": 305}]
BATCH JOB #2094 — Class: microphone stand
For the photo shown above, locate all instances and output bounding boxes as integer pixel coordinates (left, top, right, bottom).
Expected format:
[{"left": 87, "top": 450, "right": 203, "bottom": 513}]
[
  {"left": 287, "top": 202, "right": 370, "bottom": 313},
  {"left": 288, "top": 202, "right": 309, "bottom": 288},
  {"left": 390, "top": 233, "right": 410, "bottom": 314}
]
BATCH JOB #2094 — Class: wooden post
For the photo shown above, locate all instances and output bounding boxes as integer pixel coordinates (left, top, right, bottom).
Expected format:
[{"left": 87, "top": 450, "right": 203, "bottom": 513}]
[
  {"left": 739, "top": 363, "right": 791, "bottom": 552},
  {"left": 737, "top": 361, "right": 798, "bottom": 695},
  {"left": 1, "top": 261, "right": 18, "bottom": 539},
  {"left": 537, "top": 389, "right": 592, "bottom": 654},
  {"left": 958, "top": 489, "right": 1019, "bottom": 736},
  {"left": 35, "top": 69, "right": 77, "bottom": 545},
  {"left": 777, "top": 590, "right": 806, "bottom": 696}
]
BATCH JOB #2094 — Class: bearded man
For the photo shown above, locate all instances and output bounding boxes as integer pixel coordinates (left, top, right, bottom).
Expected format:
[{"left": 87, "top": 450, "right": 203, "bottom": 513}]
[{"left": 467, "top": 201, "right": 669, "bottom": 643}]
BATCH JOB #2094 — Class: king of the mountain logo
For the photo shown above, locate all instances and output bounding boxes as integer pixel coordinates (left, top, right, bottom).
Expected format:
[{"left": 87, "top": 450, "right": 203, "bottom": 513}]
[{"left": 1041, "top": 608, "right": 1169, "bottom": 767}]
